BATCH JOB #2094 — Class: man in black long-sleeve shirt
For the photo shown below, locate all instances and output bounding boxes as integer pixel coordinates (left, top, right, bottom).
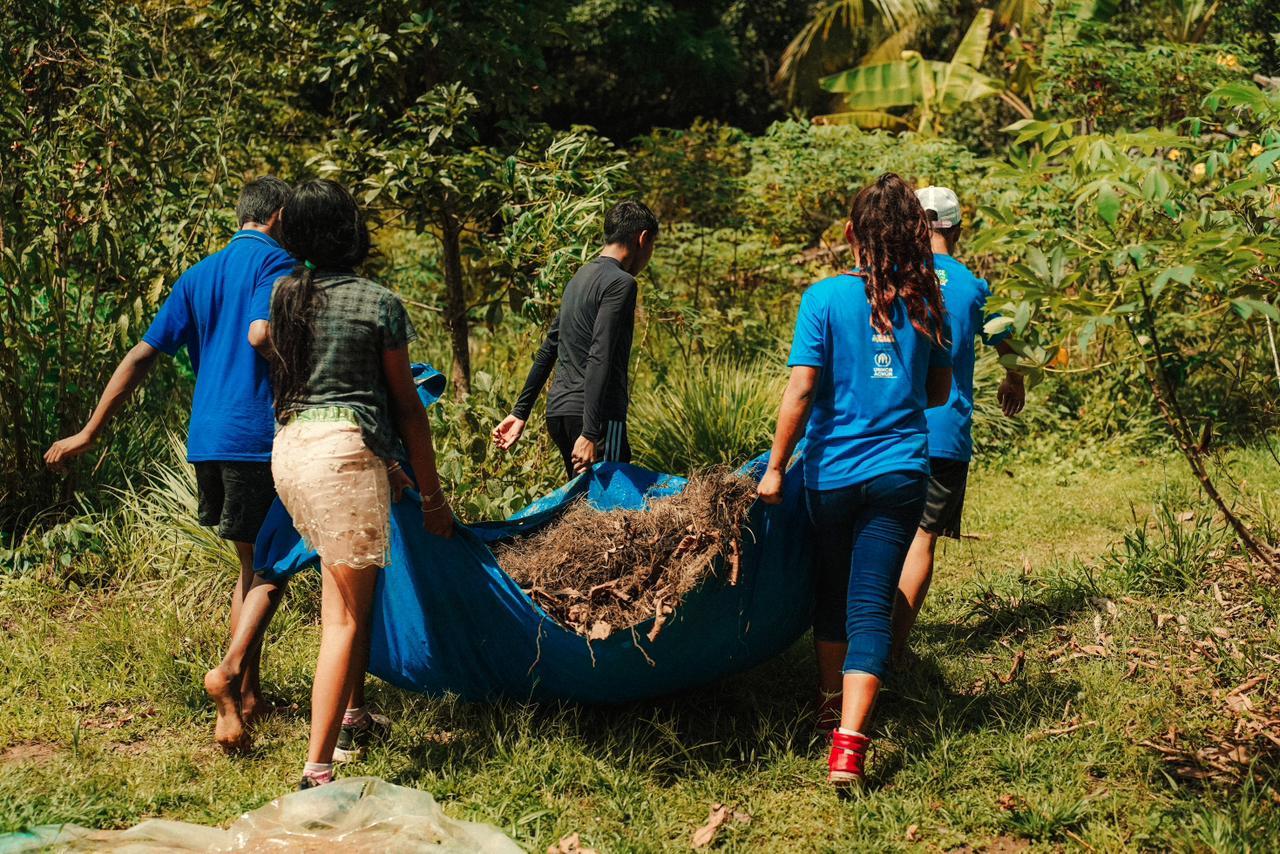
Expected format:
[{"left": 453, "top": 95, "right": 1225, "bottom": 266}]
[{"left": 493, "top": 201, "right": 659, "bottom": 477}]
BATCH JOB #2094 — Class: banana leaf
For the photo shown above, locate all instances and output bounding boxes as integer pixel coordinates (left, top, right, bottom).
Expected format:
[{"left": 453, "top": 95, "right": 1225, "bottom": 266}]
[{"left": 813, "top": 110, "right": 912, "bottom": 129}]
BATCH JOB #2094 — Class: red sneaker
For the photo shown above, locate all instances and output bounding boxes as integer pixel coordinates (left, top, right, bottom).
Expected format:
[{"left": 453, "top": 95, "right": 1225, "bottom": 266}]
[{"left": 828, "top": 729, "right": 869, "bottom": 786}]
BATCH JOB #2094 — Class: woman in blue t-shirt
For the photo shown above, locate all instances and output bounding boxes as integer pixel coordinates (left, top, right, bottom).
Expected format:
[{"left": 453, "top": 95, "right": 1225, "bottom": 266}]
[{"left": 758, "top": 172, "right": 952, "bottom": 788}]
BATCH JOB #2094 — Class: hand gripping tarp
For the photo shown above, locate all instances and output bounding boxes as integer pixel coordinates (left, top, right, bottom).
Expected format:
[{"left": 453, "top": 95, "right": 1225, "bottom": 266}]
[{"left": 254, "top": 365, "right": 812, "bottom": 703}]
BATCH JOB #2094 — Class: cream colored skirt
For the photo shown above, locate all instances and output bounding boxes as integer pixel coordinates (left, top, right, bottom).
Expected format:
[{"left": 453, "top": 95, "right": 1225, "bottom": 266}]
[{"left": 273, "top": 412, "right": 390, "bottom": 570}]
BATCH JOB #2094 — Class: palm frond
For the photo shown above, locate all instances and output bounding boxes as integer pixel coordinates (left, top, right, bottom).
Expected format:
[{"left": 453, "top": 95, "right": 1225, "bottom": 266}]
[
  {"left": 994, "top": 0, "right": 1046, "bottom": 29},
  {"left": 860, "top": 25, "right": 919, "bottom": 66},
  {"left": 776, "top": 0, "right": 939, "bottom": 98}
]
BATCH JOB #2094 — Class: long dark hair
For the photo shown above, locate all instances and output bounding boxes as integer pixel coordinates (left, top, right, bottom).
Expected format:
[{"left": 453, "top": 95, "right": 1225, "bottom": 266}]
[
  {"left": 848, "top": 173, "right": 947, "bottom": 347},
  {"left": 270, "top": 179, "right": 370, "bottom": 419}
]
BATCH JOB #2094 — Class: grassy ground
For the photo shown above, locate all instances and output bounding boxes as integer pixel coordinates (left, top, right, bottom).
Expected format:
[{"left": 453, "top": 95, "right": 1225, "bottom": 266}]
[{"left": 1, "top": 442, "right": 1278, "bottom": 851}]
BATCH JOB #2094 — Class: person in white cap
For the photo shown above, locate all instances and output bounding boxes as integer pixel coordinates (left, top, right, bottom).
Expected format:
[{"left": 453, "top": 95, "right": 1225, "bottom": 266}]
[{"left": 891, "top": 185, "right": 1027, "bottom": 664}]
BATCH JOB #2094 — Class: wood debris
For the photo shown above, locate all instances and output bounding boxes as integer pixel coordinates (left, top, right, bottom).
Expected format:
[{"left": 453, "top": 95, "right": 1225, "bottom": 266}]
[{"left": 498, "top": 471, "right": 756, "bottom": 641}]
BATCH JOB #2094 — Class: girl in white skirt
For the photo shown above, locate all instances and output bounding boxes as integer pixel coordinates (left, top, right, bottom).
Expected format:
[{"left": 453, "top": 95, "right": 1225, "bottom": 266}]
[{"left": 267, "top": 179, "right": 454, "bottom": 788}]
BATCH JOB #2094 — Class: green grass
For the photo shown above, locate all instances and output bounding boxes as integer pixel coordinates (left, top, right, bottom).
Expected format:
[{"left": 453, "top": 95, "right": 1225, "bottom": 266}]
[{"left": 2, "top": 443, "right": 1279, "bottom": 851}]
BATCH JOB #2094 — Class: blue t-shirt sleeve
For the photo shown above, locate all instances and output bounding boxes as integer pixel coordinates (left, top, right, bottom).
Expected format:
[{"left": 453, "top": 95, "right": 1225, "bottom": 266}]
[
  {"left": 141, "top": 279, "right": 192, "bottom": 356},
  {"left": 787, "top": 289, "right": 826, "bottom": 368},
  {"left": 251, "top": 253, "right": 294, "bottom": 323}
]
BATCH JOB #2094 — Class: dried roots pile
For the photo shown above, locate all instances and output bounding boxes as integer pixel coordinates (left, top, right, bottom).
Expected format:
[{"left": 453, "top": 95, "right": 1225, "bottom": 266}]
[{"left": 497, "top": 470, "right": 757, "bottom": 642}]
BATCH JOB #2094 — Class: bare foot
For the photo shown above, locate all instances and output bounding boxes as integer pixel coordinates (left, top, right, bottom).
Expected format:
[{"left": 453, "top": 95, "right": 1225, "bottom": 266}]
[
  {"left": 240, "top": 691, "right": 262, "bottom": 725},
  {"left": 240, "top": 692, "right": 283, "bottom": 726},
  {"left": 204, "top": 667, "right": 250, "bottom": 753}
]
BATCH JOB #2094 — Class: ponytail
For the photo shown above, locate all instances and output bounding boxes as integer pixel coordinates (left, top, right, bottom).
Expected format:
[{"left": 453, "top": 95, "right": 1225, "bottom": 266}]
[
  {"left": 849, "top": 173, "right": 947, "bottom": 348},
  {"left": 269, "top": 264, "right": 326, "bottom": 421}
]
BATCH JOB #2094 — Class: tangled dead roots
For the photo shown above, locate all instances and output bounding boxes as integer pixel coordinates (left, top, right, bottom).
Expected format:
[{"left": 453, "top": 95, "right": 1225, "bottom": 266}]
[{"left": 497, "top": 470, "right": 758, "bottom": 642}]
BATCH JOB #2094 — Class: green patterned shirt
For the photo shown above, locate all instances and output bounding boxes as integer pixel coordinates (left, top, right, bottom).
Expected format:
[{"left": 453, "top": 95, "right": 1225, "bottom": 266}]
[{"left": 271, "top": 273, "right": 417, "bottom": 460}]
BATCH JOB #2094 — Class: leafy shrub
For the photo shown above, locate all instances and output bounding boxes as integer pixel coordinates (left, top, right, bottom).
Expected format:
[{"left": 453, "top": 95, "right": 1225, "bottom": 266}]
[
  {"left": 642, "top": 222, "right": 810, "bottom": 359},
  {"left": 0, "top": 515, "right": 108, "bottom": 581},
  {"left": 1041, "top": 42, "right": 1252, "bottom": 132},
  {"left": 743, "top": 121, "right": 988, "bottom": 245},
  {"left": 426, "top": 364, "right": 566, "bottom": 523},
  {"left": 630, "top": 357, "right": 785, "bottom": 473},
  {"left": 0, "top": 3, "right": 272, "bottom": 530},
  {"left": 629, "top": 120, "right": 750, "bottom": 229}
]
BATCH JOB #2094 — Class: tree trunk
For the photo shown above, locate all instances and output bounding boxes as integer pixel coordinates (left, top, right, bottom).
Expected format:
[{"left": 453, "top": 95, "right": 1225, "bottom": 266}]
[{"left": 441, "top": 210, "right": 471, "bottom": 399}]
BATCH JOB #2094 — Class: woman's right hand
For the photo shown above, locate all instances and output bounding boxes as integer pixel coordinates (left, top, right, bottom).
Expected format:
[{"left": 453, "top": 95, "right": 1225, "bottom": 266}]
[
  {"left": 423, "top": 494, "right": 455, "bottom": 538},
  {"left": 757, "top": 468, "right": 785, "bottom": 505}
]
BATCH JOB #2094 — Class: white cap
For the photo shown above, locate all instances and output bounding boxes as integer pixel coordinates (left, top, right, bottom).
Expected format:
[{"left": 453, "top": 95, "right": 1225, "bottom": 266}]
[{"left": 916, "top": 186, "right": 961, "bottom": 229}]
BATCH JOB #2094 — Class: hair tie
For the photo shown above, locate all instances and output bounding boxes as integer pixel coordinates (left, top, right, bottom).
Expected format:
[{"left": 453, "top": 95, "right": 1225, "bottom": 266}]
[{"left": 304, "top": 260, "right": 316, "bottom": 270}]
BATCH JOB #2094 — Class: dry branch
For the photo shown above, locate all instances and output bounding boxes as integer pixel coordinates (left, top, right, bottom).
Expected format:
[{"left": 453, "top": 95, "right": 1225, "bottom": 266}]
[{"left": 498, "top": 470, "right": 756, "bottom": 640}]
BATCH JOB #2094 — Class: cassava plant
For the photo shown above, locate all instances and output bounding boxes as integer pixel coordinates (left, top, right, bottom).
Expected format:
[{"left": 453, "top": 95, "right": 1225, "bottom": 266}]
[{"left": 971, "top": 82, "right": 1280, "bottom": 568}]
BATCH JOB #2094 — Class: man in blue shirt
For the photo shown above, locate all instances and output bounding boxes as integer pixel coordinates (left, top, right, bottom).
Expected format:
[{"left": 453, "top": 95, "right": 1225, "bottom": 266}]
[
  {"left": 891, "top": 186, "right": 1027, "bottom": 664},
  {"left": 45, "top": 177, "right": 294, "bottom": 753}
]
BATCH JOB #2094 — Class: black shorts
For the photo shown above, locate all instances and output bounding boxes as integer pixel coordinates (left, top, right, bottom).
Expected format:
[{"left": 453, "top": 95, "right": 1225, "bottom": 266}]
[
  {"left": 547, "top": 414, "right": 630, "bottom": 479},
  {"left": 918, "top": 457, "right": 969, "bottom": 539},
  {"left": 195, "top": 461, "right": 277, "bottom": 544}
]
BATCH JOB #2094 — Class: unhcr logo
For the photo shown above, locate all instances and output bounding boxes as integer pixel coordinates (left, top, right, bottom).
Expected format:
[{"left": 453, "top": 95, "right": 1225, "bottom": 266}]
[{"left": 872, "top": 351, "right": 895, "bottom": 379}]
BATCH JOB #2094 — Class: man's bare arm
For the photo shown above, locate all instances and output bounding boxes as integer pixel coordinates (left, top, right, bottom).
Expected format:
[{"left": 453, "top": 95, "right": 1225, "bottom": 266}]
[
  {"left": 248, "top": 320, "right": 272, "bottom": 358},
  {"left": 45, "top": 341, "right": 162, "bottom": 466}
]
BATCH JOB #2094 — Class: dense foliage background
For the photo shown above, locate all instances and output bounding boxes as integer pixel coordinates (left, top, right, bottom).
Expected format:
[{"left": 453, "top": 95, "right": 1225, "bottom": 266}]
[{"left": 3, "top": 0, "right": 1279, "bottom": 544}]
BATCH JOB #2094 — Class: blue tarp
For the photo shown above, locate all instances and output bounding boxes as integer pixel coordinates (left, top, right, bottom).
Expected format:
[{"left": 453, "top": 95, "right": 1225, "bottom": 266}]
[{"left": 255, "top": 365, "right": 812, "bottom": 703}]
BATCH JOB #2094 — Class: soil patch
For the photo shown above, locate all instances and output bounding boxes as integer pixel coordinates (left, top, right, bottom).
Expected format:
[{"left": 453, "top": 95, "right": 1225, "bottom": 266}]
[
  {"left": 497, "top": 470, "right": 756, "bottom": 641},
  {"left": 0, "top": 741, "right": 58, "bottom": 766}
]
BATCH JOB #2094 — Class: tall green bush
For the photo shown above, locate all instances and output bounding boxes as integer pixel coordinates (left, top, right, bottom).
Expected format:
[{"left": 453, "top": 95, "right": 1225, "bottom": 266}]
[
  {"left": 743, "top": 121, "right": 988, "bottom": 244},
  {"left": 0, "top": 2, "right": 264, "bottom": 531},
  {"left": 1041, "top": 42, "right": 1252, "bottom": 132}
]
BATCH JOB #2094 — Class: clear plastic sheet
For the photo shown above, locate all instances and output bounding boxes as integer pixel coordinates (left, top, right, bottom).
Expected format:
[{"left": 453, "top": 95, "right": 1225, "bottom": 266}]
[{"left": 0, "top": 777, "right": 522, "bottom": 853}]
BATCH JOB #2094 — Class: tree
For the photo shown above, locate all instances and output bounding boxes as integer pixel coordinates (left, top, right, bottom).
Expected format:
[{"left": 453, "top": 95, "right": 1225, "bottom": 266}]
[
  {"left": 774, "top": 0, "right": 939, "bottom": 108},
  {"left": 257, "top": 1, "right": 571, "bottom": 397},
  {"left": 631, "top": 121, "right": 750, "bottom": 312},
  {"left": 817, "top": 10, "right": 1032, "bottom": 134},
  {"left": 971, "top": 84, "right": 1280, "bottom": 570},
  {"left": 311, "top": 85, "right": 503, "bottom": 398}
]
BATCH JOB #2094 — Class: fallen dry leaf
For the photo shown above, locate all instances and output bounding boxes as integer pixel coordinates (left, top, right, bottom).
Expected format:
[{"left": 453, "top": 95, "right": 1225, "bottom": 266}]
[
  {"left": 1225, "top": 694, "right": 1254, "bottom": 715},
  {"left": 547, "top": 832, "right": 598, "bottom": 854},
  {"left": 999, "top": 650, "right": 1026, "bottom": 685},
  {"left": 692, "top": 804, "right": 731, "bottom": 849},
  {"left": 905, "top": 823, "right": 919, "bottom": 842},
  {"left": 997, "top": 793, "right": 1020, "bottom": 811},
  {"left": 1227, "top": 675, "right": 1266, "bottom": 697}
]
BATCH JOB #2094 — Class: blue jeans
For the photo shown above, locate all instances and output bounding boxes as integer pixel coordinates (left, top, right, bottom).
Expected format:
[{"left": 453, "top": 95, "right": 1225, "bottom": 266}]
[{"left": 807, "top": 471, "right": 928, "bottom": 678}]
